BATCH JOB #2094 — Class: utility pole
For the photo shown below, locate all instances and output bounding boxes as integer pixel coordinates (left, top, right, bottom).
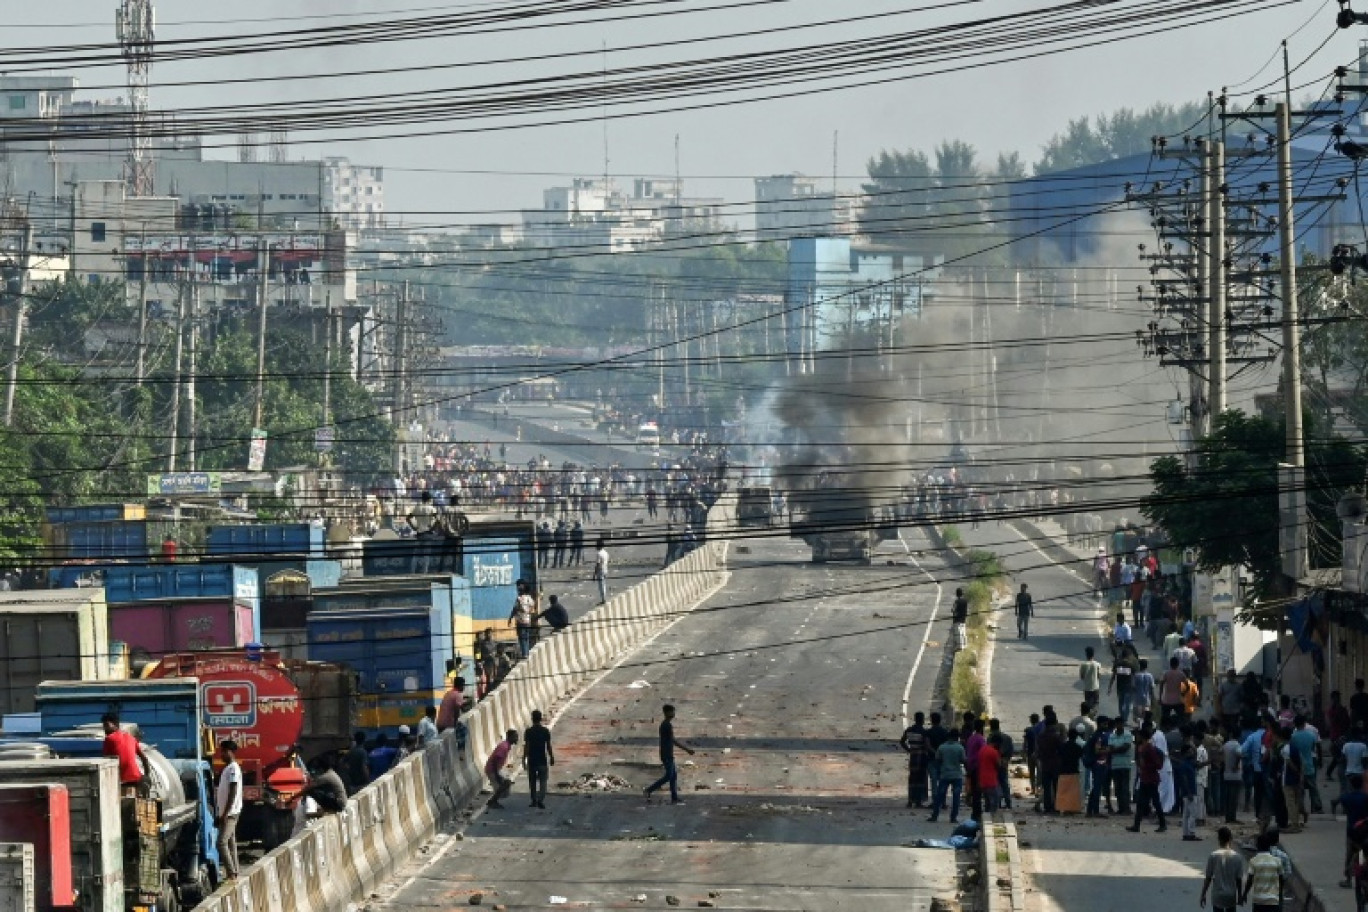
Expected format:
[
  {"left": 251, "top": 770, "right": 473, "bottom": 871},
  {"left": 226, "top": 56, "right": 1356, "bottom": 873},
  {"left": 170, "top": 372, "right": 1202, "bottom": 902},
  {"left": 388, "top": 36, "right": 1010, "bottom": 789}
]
[
  {"left": 1276, "top": 103, "right": 1304, "bottom": 470},
  {"left": 134, "top": 225, "right": 148, "bottom": 386},
  {"left": 1276, "top": 100, "right": 1309, "bottom": 582},
  {"left": 2, "top": 221, "right": 32, "bottom": 427},
  {"left": 394, "top": 281, "right": 409, "bottom": 422},
  {"left": 1190, "top": 143, "right": 1212, "bottom": 449},
  {"left": 167, "top": 268, "right": 187, "bottom": 471},
  {"left": 252, "top": 239, "right": 270, "bottom": 428},
  {"left": 185, "top": 278, "right": 199, "bottom": 471},
  {"left": 321, "top": 290, "right": 332, "bottom": 466},
  {"left": 1208, "top": 139, "right": 1228, "bottom": 421}
]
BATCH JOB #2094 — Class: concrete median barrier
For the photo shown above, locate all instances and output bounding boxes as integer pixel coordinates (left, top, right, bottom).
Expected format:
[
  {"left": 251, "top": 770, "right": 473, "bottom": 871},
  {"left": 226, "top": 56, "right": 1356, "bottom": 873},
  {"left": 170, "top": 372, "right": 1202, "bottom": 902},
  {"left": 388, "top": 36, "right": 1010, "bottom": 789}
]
[{"left": 195, "top": 495, "right": 734, "bottom": 912}]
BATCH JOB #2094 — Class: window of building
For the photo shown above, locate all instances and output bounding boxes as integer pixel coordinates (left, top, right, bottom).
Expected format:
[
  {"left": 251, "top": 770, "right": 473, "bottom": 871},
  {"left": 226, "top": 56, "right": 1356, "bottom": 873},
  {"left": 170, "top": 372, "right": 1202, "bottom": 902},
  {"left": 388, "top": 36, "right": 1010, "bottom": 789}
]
[
  {"left": 8, "top": 96, "right": 25, "bottom": 111},
  {"left": 90, "top": 222, "right": 106, "bottom": 243}
]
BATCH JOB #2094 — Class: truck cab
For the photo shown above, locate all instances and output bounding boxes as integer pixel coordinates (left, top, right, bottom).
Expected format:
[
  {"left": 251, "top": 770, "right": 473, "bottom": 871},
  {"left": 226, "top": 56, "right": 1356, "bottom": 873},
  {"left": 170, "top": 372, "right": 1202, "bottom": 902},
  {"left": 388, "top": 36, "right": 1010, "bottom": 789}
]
[
  {"left": 736, "top": 487, "right": 775, "bottom": 528},
  {"left": 2, "top": 677, "right": 221, "bottom": 908}
]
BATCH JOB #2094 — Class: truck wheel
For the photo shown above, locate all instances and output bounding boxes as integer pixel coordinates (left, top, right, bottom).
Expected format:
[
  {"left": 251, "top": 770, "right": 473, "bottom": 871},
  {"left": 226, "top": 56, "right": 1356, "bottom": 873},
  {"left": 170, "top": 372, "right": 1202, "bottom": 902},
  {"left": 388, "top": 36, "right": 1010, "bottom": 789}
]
[
  {"left": 180, "top": 864, "right": 211, "bottom": 906},
  {"left": 160, "top": 872, "right": 181, "bottom": 912}
]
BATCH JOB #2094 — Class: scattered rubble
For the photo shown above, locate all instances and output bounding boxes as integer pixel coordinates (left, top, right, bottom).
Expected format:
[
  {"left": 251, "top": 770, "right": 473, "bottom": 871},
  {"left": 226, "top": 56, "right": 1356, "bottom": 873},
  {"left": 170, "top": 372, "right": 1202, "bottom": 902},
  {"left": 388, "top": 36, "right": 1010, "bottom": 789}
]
[{"left": 561, "top": 773, "right": 633, "bottom": 792}]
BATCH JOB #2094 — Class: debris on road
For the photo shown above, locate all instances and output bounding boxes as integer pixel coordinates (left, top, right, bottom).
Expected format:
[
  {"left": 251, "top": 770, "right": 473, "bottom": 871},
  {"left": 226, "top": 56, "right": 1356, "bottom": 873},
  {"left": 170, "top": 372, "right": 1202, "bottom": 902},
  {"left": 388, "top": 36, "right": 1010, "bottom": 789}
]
[
  {"left": 666, "top": 896, "right": 681, "bottom": 906},
  {"left": 469, "top": 893, "right": 484, "bottom": 905},
  {"left": 562, "top": 773, "right": 632, "bottom": 791}
]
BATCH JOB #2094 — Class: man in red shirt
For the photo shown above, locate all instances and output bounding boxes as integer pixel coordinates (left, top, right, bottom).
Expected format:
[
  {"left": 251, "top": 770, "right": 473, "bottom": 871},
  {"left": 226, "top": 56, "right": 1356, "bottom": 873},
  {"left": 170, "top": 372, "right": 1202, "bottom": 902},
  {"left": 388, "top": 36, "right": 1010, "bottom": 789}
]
[
  {"left": 1126, "top": 727, "right": 1168, "bottom": 833},
  {"left": 102, "top": 713, "right": 148, "bottom": 797},
  {"left": 977, "top": 741, "right": 1002, "bottom": 817},
  {"left": 484, "top": 729, "right": 518, "bottom": 810},
  {"left": 437, "top": 677, "right": 469, "bottom": 757}
]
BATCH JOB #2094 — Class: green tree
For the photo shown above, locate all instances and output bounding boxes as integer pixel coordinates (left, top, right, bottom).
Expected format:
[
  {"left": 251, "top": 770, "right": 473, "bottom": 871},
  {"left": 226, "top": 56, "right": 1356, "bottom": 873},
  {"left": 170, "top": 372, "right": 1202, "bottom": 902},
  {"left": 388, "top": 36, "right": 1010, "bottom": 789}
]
[
  {"left": 859, "top": 149, "right": 934, "bottom": 244},
  {"left": 1142, "top": 410, "right": 1366, "bottom": 604},
  {"left": 195, "top": 321, "right": 393, "bottom": 478},
  {"left": 1034, "top": 101, "right": 1209, "bottom": 173}
]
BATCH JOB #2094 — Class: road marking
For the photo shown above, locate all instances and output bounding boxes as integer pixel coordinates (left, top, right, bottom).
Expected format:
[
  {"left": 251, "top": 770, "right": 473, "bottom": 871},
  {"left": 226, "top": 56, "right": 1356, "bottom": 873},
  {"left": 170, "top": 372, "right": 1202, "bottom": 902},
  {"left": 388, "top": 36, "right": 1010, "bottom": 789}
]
[
  {"left": 1004, "top": 523, "right": 1108, "bottom": 643},
  {"left": 900, "top": 541, "right": 943, "bottom": 729}
]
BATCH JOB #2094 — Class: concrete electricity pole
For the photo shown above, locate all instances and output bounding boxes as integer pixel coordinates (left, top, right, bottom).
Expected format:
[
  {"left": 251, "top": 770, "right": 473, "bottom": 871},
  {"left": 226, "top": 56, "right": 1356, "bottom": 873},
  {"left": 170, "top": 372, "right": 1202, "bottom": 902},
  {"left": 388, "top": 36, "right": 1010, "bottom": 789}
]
[
  {"left": 2, "top": 221, "right": 33, "bottom": 427},
  {"left": 1276, "top": 102, "right": 1304, "bottom": 470},
  {"left": 1276, "top": 100, "right": 1308, "bottom": 581},
  {"left": 134, "top": 225, "right": 149, "bottom": 386},
  {"left": 166, "top": 262, "right": 188, "bottom": 471},
  {"left": 1208, "top": 139, "right": 1228, "bottom": 421},
  {"left": 252, "top": 239, "right": 270, "bottom": 428}
]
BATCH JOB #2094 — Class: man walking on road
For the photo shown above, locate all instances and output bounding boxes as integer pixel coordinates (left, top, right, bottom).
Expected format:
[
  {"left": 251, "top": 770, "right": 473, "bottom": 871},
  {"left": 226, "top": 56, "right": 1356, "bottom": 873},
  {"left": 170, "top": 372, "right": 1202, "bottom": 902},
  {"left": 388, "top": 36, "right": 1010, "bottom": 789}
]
[
  {"left": 485, "top": 729, "right": 518, "bottom": 810},
  {"left": 644, "top": 704, "right": 695, "bottom": 805},
  {"left": 951, "top": 588, "right": 968, "bottom": 627},
  {"left": 522, "top": 710, "right": 554, "bottom": 809},
  {"left": 1199, "top": 826, "right": 1246, "bottom": 912},
  {"left": 593, "top": 539, "right": 610, "bottom": 604},
  {"left": 1079, "top": 647, "right": 1103, "bottom": 709},
  {"left": 1015, "top": 584, "right": 1033, "bottom": 639},
  {"left": 1127, "top": 727, "right": 1168, "bottom": 833}
]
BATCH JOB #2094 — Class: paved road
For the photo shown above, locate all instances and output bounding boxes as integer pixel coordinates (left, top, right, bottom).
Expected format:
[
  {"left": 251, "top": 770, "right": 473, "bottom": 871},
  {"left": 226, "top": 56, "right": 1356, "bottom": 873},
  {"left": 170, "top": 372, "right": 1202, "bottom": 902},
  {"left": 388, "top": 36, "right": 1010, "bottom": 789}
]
[
  {"left": 374, "top": 526, "right": 970, "bottom": 911},
  {"left": 952, "top": 519, "right": 1217, "bottom": 912}
]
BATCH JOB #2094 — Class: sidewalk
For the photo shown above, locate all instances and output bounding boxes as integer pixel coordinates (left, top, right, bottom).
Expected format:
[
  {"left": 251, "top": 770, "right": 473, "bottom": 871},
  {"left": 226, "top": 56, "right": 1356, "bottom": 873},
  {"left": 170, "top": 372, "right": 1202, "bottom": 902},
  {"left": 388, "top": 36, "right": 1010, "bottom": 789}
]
[
  {"left": 983, "top": 516, "right": 1350, "bottom": 912},
  {"left": 941, "top": 518, "right": 1315, "bottom": 911}
]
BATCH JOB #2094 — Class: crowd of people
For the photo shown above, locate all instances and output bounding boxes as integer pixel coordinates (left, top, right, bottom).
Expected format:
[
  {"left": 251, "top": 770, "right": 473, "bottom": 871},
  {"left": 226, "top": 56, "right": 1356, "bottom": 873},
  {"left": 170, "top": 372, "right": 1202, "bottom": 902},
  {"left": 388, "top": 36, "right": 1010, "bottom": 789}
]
[{"left": 902, "top": 544, "right": 1368, "bottom": 909}]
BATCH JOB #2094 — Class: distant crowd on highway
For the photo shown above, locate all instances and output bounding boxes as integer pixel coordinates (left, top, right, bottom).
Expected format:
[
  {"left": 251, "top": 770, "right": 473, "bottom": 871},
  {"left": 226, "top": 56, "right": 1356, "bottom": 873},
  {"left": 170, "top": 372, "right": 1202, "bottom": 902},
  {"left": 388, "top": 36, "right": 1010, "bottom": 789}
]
[{"left": 358, "top": 437, "right": 730, "bottom": 537}]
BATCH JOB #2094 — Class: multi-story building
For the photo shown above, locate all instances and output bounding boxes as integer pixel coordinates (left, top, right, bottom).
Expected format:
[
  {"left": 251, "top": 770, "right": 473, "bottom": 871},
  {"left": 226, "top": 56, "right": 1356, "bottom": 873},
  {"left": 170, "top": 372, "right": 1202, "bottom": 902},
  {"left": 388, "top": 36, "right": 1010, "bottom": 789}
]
[
  {"left": 754, "top": 174, "right": 855, "bottom": 241},
  {"left": 520, "top": 177, "right": 726, "bottom": 252},
  {"left": 71, "top": 180, "right": 356, "bottom": 316},
  {"left": 786, "top": 237, "right": 940, "bottom": 351},
  {"left": 0, "top": 77, "right": 381, "bottom": 240},
  {"left": 322, "top": 157, "right": 385, "bottom": 231}
]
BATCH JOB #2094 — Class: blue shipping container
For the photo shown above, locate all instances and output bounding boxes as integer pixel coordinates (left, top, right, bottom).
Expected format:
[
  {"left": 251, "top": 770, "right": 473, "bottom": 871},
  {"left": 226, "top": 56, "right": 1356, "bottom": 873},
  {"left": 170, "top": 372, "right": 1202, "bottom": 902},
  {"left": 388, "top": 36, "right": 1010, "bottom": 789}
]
[
  {"left": 100, "top": 563, "right": 256, "bottom": 605},
  {"left": 307, "top": 590, "right": 465, "bottom": 731},
  {"left": 65, "top": 521, "right": 148, "bottom": 560},
  {"left": 45, "top": 504, "right": 142, "bottom": 524},
  {"left": 206, "top": 524, "right": 323, "bottom": 558},
  {"left": 463, "top": 535, "right": 532, "bottom": 624}
]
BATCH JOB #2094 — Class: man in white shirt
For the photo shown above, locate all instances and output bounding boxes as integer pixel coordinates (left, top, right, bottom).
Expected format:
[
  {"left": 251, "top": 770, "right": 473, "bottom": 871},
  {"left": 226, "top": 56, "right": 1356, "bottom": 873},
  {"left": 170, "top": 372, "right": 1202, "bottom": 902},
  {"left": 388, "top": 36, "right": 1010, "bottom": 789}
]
[
  {"left": 594, "top": 539, "right": 610, "bottom": 604},
  {"left": 1112, "top": 612, "right": 1133, "bottom": 648},
  {"left": 215, "top": 740, "right": 244, "bottom": 880}
]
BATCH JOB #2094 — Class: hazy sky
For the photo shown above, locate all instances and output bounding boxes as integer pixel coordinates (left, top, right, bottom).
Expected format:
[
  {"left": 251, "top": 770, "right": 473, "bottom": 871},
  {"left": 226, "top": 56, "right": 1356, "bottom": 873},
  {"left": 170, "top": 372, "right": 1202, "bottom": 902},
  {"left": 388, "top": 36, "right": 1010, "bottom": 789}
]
[{"left": 3, "top": 0, "right": 1349, "bottom": 227}]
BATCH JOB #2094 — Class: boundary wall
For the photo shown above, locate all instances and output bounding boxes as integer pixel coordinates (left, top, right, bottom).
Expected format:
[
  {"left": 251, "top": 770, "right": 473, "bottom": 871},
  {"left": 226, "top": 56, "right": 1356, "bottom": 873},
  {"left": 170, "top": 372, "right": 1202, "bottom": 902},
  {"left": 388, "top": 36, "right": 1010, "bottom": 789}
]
[{"left": 194, "top": 497, "right": 734, "bottom": 912}]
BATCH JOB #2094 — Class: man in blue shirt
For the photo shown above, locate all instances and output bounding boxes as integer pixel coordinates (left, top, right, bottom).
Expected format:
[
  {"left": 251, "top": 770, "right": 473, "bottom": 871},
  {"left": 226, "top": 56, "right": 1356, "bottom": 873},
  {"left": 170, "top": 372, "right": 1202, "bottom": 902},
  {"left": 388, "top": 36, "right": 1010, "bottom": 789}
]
[
  {"left": 1340, "top": 773, "right": 1368, "bottom": 888},
  {"left": 1289, "top": 715, "right": 1323, "bottom": 813},
  {"left": 1242, "top": 724, "right": 1268, "bottom": 823},
  {"left": 368, "top": 732, "right": 400, "bottom": 779}
]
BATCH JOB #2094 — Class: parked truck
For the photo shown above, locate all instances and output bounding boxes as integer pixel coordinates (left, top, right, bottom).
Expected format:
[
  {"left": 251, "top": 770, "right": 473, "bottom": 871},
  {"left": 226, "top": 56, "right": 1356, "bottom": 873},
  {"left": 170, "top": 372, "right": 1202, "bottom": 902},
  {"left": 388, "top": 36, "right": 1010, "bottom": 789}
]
[
  {"left": 146, "top": 650, "right": 356, "bottom": 849},
  {"left": 0, "top": 589, "right": 118, "bottom": 716},
  {"left": 0, "top": 676, "right": 221, "bottom": 911},
  {"left": 736, "top": 486, "right": 776, "bottom": 528}
]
